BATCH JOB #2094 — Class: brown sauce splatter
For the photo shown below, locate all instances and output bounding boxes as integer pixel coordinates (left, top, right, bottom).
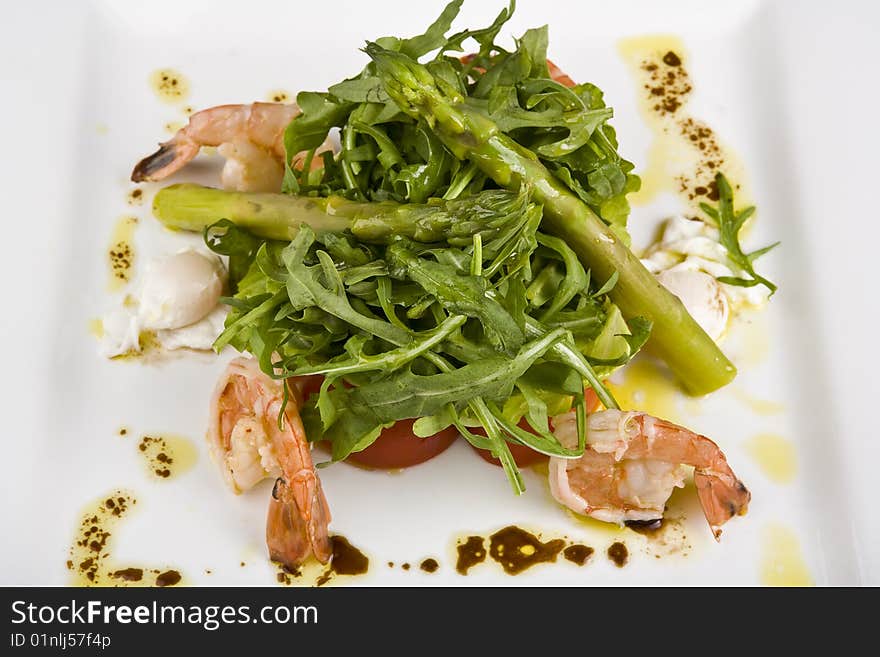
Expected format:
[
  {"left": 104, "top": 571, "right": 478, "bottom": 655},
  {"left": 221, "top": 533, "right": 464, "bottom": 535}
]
[
  {"left": 137, "top": 434, "right": 197, "bottom": 480},
  {"left": 149, "top": 69, "right": 190, "bottom": 104},
  {"left": 107, "top": 215, "right": 138, "bottom": 291},
  {"left": 108, "top": 241, "right": 133, "bottom": 280},
  {"left": 68, "top": 491, "right": 183, "bottom": 587},
  {"left": 662, "top": 50, "right": 681, "bottom": 67},
  {"left": 631, "top": 512, "right": 692, "bottom": 559},
  {"left": 316, "top": 536, "right": 369, "bottom": 586},
  {"left": 156, "top": 570, "right": 181, "bottom": 587},
  {"left": 619, "top": 36, "right": 748, "bottom": 209},
  {"left": 607, "top": 542, "right": 629, "bottom": 568},
  {"left": 640, "top": 51, "right": 692, "bottom": 117},
  {"left": 640, "top": 48, "right": 740, "bottom": 202},
  {"left": 455, "top": 536, "right": 486, "bottom": 575},
  {"left": 420, "top": 558, "right": 439, "bottom": 573},
  {"left": 139, "top": 436, "right": 172, "bottom": 478},
  {"left": 488, "top": 526, "right": 564, "bottom": 575},
  {"left": 329, "top": 536, "right": 369, "bottom": 575},
  {"left": 126, "top": 188, "right": 144, "bottom": 206},
  {"left": 401, "top": 563, "right": 411, "bottom": 571},
  {"left": 625, "top": 518, "right": 664, "bottom": 536},
  {"left": 267, "top": 89, "right": 292, "bottom": 103},
  {"left": 111, "top": 567, "right": 143, "bottom": 582},
  {"left": 563, "top": 544, "right": 594, "bottom": 566},
  {"left": 676, "top": 117, "right": 725, "bottom": 201},
  {"left": 69, "top": 492, "right": 133, "bottom": 584},
  {"left": 276, "top": 563, "right": 302, "bottom": 585},
  {"left": 108, "top": 217, "right": 137, "bottom": 287}
]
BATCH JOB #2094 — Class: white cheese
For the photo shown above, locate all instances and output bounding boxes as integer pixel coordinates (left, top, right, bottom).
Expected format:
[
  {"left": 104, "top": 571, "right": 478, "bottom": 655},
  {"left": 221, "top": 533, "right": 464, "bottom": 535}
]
[
  {"left": 139, "top": 249, "right": 226, "bottom": 330},
  {"left": 655, "top": 269, "right": 728, "bottom": 341},
  {"left": 100, "top": 307, "right": 141, "bottom": 358},
  {"left": 641, "top": 215, "right": 771, "bottom": 340},
  {"left": 156, "top": 305, "right": 228, "bottom": 351},
  {"left": 100, "top": 249, "right": 228, "bottom": 357}
]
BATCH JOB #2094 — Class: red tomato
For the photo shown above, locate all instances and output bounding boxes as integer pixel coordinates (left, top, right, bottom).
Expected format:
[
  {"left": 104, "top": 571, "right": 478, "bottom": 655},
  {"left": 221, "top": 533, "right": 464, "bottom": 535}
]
[
  {"left": 289, "top": 375, "right": 459, "bottom": 469},
  {"left": 470, "top": 389, "right": 603, "bottom": 468},
  {"left": 582, "top": 388, "right": 603, "bottom": 414},
  {"left": 469, "top": 418, "right": 550, "bottom": 468},
  {"left": 474, "top": 441, "right": 550, "bottom": 468},
  {"left": 345, "top": 419, "right": 460, "bottom": 469},
  {"left": 287, "top": 374, "right": 325, "bottom": 404}
]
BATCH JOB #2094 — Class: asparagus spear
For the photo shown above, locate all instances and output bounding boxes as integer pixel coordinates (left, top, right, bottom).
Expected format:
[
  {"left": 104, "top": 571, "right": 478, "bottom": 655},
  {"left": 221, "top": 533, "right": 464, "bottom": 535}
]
[
  {"left": 364, "top": 44, "right": 736, "bottom": 395},
  {"left": 153, "top": 183, "right": 527, "bottom": 246}
]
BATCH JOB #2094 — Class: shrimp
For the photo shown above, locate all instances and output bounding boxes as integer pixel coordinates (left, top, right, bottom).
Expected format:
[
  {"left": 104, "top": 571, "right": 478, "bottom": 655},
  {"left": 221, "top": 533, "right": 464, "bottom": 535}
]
[
  {"left": 546, "top": 59, "right": 577, "bottom": 88},
  {"left": 208, "top": 357, "right": 332, "bottom": 566},
  {"left": 131, "top": 102, "right": 329, "bottom": 192},
  {"left": 549, "top": 409, "right": 750, "bottom": 539},
  {"left": 461, "top": 54, "right": 577, "bottom": 89}
]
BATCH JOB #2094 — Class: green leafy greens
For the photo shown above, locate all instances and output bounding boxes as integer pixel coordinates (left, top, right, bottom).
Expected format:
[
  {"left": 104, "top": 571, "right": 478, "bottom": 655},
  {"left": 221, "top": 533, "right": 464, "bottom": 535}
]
[
  {"left": 358, "top": 26, "right": 737, "bottom": 394},
  {"left": 699, "top": 173, "right": 779, "bottom": 294},
  {"left": 147, "top": 0, "right": 776, "bottom": 493},
  {"left": 280, "top": 0, "right": 639, "bottom": 236},
  {"left": 203, "top": 183, "right": 645, "bottom": 493}
]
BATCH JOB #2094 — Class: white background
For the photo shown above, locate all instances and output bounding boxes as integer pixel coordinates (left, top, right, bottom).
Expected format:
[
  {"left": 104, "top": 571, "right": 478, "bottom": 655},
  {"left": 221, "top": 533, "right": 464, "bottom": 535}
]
[{"left": 1, "top": 0, "right": 877, "bottom": 585}]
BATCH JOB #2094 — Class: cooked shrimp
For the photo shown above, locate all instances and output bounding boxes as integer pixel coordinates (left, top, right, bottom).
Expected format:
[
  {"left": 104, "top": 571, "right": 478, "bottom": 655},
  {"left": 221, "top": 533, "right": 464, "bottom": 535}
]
[
  {"left": 461, "top": 54, "right": 577, "bottom": 89},
  {"left": 208, "top": 357, "right": 332, "bottom": 565},
  {"left": 546, "top": 59, "right": 576, "bottom": 88},
  {"left": 549, "top": 409, "right": 750, "bottom": 538},
  {"left": 131, "top": 102, "right": 328, "bottom": 192}
]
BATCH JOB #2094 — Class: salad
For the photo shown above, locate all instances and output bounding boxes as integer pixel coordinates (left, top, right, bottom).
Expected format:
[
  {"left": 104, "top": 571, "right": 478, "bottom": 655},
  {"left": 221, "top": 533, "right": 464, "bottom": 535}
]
[{"left": 125, "top": 0, "right": 775, "bottom": 571}]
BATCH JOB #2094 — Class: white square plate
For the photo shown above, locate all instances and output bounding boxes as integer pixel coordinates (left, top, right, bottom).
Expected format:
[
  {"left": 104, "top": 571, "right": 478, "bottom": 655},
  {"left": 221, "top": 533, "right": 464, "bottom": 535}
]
[{"left": 3, "top": 0, "right": 878, "bottom": 585}]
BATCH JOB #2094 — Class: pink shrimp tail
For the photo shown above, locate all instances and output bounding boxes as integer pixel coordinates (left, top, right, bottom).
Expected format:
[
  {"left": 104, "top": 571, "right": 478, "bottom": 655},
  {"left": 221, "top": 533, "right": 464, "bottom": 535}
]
[
  {"left": 266, "top": 475, "right": 332, "bottom": 568},
  {"left": 131, "top": 138, "right": 199, "bottom": 182},
  {"left": 130, "top": 102, "right": 300, "bottom": 184},
  {"left": 267, "top": 479, "right": 312, "bottom": 568},
  {"left": 694, "top": 468, "right": 751, "bottom": 540}
]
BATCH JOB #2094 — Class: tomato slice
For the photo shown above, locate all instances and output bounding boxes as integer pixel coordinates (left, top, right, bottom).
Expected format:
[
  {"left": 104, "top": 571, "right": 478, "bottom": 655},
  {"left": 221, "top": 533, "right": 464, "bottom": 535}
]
[
  {"left": 287, "top": 374, "right": 325, "bottom": 404},
  {"left": 289, "top": 375, "right": 459, "bottom": 469},
  {"left": 473, "top": 442, "right": 550, "bottom": 468},
  {"left": 470, "top": 389, "right": 602, "bottom": 468},
  {"left": 469, "top": 418, "right": 550, "bottom": 468},
  {"left": 345, "top": 419, "right": 459, "bottom": 469}
]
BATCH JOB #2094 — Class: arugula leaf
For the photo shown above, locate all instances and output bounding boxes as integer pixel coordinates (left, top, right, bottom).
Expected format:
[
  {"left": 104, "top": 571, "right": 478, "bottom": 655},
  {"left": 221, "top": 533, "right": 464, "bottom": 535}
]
[
  {"left": 700, "top": 172, "right": 779, "bottom": 294},
  {"left": 592, "top": 270, "right": 619, "bottom": 297},
  {"left": 327, "top": 77, "right": 389, "bottom": 104},
  {"left": 534, "top": 233, "right": 588, "bottom": 321},
  {"left": 196, "top": 2, "right": 666, "bottom": 494},
  {"left": 282, "top": 93, "right": 354, "bottom": 194},
  {"left": 584, "top": 316, "right": 652, "bottom": 368},
  {"left": 278, "top": 0, "right": 638, "bottom": 237},
  {"left": 203, "top": 219, "right": 266, "bottom": 290},
  {"left": 387, "top": 241, "right": 524, "bottom": 354},
  {"left": 399, "top": 0, "right": 464, "bottom": 58},
  {"left": 442, "top": 1, "right": 515, "bottom": 59},
  {"left": 317, "top": 327, "right": 568, "bottom": 461},
  {"left": 204, "top": 202, "right": 637, "bottom": 492},
  {"left": 281, "top": 226, "right": 411, "bottom": 345}
]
